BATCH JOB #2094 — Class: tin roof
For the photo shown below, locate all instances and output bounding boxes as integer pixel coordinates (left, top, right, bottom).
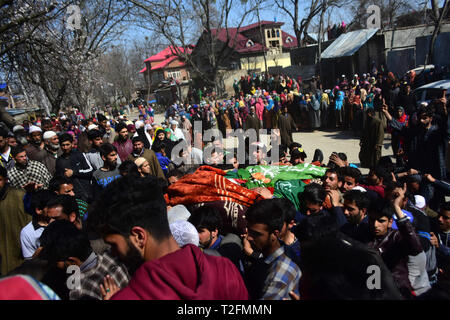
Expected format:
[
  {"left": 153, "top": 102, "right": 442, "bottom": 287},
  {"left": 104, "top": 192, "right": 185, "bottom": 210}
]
[{"left": 321, "top": 28, "right": 379, "bottom": 59}]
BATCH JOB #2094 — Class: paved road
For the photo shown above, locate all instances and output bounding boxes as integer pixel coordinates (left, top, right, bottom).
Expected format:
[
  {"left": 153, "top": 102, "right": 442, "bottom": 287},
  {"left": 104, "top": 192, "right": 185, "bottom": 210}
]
[{"left": 132, "top": 109, "right": 393, "bottom": 174}]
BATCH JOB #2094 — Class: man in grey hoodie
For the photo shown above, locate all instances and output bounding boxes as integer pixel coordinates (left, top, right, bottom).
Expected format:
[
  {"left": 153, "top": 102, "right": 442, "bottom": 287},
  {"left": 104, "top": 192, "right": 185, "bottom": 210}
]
[{"left": 85, "top": 129, "right": 121, "bottom": 170}]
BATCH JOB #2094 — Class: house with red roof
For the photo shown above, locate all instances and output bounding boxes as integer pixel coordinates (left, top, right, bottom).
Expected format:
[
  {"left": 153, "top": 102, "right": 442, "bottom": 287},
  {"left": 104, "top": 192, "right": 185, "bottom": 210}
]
[
  {"left": 191, "top": 21, "right": 297, "bottom": 74},
  {"left": 139, "top": 45, "right": 194, "bottom": 88}
]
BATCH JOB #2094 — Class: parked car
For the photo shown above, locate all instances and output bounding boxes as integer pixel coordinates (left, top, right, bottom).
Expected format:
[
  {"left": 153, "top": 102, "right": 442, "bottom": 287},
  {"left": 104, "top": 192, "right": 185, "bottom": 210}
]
[{"left": 412, "top": 79, "right": 450, "bottom": 108}]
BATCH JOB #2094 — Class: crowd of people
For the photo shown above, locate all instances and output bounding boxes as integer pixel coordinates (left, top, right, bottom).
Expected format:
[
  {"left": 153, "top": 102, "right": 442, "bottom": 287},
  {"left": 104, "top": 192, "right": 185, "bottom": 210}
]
[{"left": 0, "top": 65, "right": 449, "bottom": 300}]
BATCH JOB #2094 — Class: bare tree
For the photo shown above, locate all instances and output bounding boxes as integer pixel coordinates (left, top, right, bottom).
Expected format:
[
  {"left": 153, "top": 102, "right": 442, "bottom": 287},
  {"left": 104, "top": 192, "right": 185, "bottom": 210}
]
[
  {"left": 427, "top": 0, "right": 450, "bottom": 64},
  {"left": 347, "top": 0, "right": 417, "bottom": 31},
  {"left": 126, "top": 0, "right": 260, "bottom": 95},
  {"left": 2, "top": 0, "right": 131, "bottom": 115},
  {"left": 0, "top": 0, "right": 62, "bottom": 58},
  {"left": 274, "top": 0, "right": 351, "bottom": 47}
]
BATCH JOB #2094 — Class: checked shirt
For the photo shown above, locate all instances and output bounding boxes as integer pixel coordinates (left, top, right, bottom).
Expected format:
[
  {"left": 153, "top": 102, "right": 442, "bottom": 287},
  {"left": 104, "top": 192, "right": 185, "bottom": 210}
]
[
  {"left": 261, "top": 246, "right": 301, "bottom": 300},
  {"left": 7, "top": 160, "right": 52, "bottom": 190},
  {"left": 69, "top": 251, "right": 130, "bottom": 300}
]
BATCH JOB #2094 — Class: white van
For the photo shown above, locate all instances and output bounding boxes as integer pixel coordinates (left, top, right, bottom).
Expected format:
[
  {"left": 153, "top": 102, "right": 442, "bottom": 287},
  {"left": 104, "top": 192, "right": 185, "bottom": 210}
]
[{"left": 412, "top": 79, "right": 450, "bottom": 108}]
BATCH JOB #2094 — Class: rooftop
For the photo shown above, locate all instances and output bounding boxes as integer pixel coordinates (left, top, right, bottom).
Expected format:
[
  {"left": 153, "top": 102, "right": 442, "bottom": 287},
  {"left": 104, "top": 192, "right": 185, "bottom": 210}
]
[
  {"left": 142, "top": 45, "right": 194, "bottom": 73},
  {"left": 209, "top": 21, "right": 297, "bottom": 54}
]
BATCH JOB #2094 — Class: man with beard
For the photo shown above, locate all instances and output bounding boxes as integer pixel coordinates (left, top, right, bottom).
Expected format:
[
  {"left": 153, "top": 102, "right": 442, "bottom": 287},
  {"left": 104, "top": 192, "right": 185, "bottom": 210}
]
[
  {"left": 7, "top": 146, "right": 52, "bottom": 191},
  {"left": 12, "top": 125, "right": 29, "bottom": 146},
  {"left": 340, "top": 189, "right": 371, "bottom": 243},
  {"left": 86, "top": 174, "right": 249, "bottom": 299},
  {"left": 113, "top": 122, "right": 133, "bottom": 163},
  {"left": 0, "top": 166, "right": 32, "bottom": 275},
  {"left": 126, "top": 136, "right": 165, "bottom": 180},
  {"left": 41, "top": 119, "right": 53, "bottom": 133},
  {"left": 23, "top": 125, "right": 45, "bottom": 161},
  {"left": 244, "top": 199, "right": 301, "bottom": 300},
  {"left": 55, "top": 134, "right": 93, "bottom": 202},
  {"left": 85, "top": 129, "right": 122, "bottom": 171},
  {"left": 384, "top": 104, "right": 448, "bottom": 211},
  {"left": 35, "top": 131, "right": 62, "bottom": 176},
  {"left": 0, "top": 128, "right": 14, "bottom": 170},
  {"left": 20, "top": 190, "right": 53, "bottom": 260},
  {"left": 96, "top": 113, "right": 108, "bottom": 137},
  {"left": 188, "top": 206, "right": 223, "bottom": 250},
  {"left": 92, "top": 143, "right": 121, "bottom": 198}
]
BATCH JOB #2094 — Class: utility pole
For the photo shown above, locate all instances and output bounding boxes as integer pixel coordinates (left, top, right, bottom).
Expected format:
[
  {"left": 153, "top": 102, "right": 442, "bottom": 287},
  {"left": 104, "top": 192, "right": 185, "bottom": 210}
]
[
  {"left": 256, "top": 2, "right": 268, "bottom": 75},
  {"left": 318, "top": 0, "right": 327, "bottom": 79}
]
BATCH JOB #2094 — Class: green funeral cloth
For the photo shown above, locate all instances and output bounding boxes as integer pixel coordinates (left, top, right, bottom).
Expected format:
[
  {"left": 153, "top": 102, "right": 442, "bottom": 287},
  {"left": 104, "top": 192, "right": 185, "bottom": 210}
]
[
  {"left": 273, "top": 179, "right": 307, "bottom": 211},
  {"left": 236, "top": 163, "right": 327, "bottom": 189}
]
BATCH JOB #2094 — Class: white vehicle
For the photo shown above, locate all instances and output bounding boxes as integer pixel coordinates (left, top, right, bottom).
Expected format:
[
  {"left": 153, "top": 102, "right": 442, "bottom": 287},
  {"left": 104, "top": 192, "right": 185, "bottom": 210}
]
[
  {"left": 407, "top": 65, "right": 435, "bottom": 76},
  {"left": 412, "top": 79, "right": 450, "bottom": 108}
]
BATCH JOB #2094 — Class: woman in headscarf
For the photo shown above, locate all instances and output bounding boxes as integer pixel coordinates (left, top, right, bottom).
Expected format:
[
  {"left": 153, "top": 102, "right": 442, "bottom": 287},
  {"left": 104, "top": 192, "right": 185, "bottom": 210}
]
[
  {"left": 334, "top": 86, "right": 345, "bottom": 128},
  {"left": 309, "top": 91, "right": 321, "bottom": 130},
  {"left": 152, "top": 128, "right": 175, "bottom": 160},
  {"left": 321, "top": 89, "right": 330, "bottom": 129},
  {"left": 350, "top": 89, "right": 363, "bottom": 135},
  {"left": 255, "top": 96, "right": 264, "bottom": 127},
  {"left": 271, "top": 95, "right": 281, "bottom": 129},
  {"left": 263, "top": 97, "right": 272, "bottom": 129}
]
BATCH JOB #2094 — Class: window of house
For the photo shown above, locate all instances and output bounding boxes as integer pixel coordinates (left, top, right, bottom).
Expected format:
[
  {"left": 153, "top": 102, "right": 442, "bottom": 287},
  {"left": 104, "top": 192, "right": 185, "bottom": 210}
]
[
  {"left": 276, "top": 30, "right": 280, "bottom": 37},
  {"left": 270, "top": 40, "right": 279, "bottom": 47},
  {"left": 286, "top": 36, "right": 293, "bottom": 43},
  {"left": 271, "top": 29, "right": 276, "bottom": 38},
  {"left": 267, "top": 30, "right": 271, "bottom": 38},
  {"left": 166, "top": 70, "right": 181, "bottom": 79},
  {"left": 246, "top": 39, "right": 254, "bottom": 47}
]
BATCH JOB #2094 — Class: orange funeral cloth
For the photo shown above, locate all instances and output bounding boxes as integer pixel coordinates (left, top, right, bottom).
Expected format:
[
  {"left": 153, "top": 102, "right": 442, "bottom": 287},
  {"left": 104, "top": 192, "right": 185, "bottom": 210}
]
[{"left": 166, "top": 165, "right": 263, "bottom": 207}]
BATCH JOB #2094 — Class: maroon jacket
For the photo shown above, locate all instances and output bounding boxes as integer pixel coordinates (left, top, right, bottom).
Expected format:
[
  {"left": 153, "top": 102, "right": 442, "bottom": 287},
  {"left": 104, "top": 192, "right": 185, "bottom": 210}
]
[
  {"left": 112, "top": 139, "right": 133, "bottom": 162},
  {"left": 368, "top": 217, "right": 423, "bottom": 297},
  {"left": 111, "top": 244, "right": 249, "bottom": 300}
]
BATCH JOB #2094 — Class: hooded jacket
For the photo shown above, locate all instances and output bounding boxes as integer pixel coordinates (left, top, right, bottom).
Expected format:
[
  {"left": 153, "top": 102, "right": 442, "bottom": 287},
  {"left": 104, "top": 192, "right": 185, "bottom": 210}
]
[{"left": 111, "top": 244, "right": 249, "bottom": 300}]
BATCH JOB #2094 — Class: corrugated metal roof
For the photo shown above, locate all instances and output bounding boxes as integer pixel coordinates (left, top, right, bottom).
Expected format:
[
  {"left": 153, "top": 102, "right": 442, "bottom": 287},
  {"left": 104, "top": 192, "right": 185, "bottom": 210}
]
[
  {"left": 308, "top": 32, "right": 328, "bottom": 42},
  {"left": 321, "top": 28, "right": 379, "bottom": 59}
]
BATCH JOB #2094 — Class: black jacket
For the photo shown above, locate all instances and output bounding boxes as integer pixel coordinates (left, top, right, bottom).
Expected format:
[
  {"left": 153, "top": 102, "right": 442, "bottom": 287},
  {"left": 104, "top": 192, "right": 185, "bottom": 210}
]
[{"left": 55, "top": 149, "right": 93, "bottom": 202}]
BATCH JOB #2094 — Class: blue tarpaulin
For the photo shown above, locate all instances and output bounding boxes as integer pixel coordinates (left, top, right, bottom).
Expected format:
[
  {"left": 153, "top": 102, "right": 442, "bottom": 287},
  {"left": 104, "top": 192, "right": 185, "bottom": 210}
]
[
  {"left": 148, "top": 100, "right": 157, "bottom": 103},
  {"left": 0, "top": 83, "right": 6, "bottom": 90}
]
